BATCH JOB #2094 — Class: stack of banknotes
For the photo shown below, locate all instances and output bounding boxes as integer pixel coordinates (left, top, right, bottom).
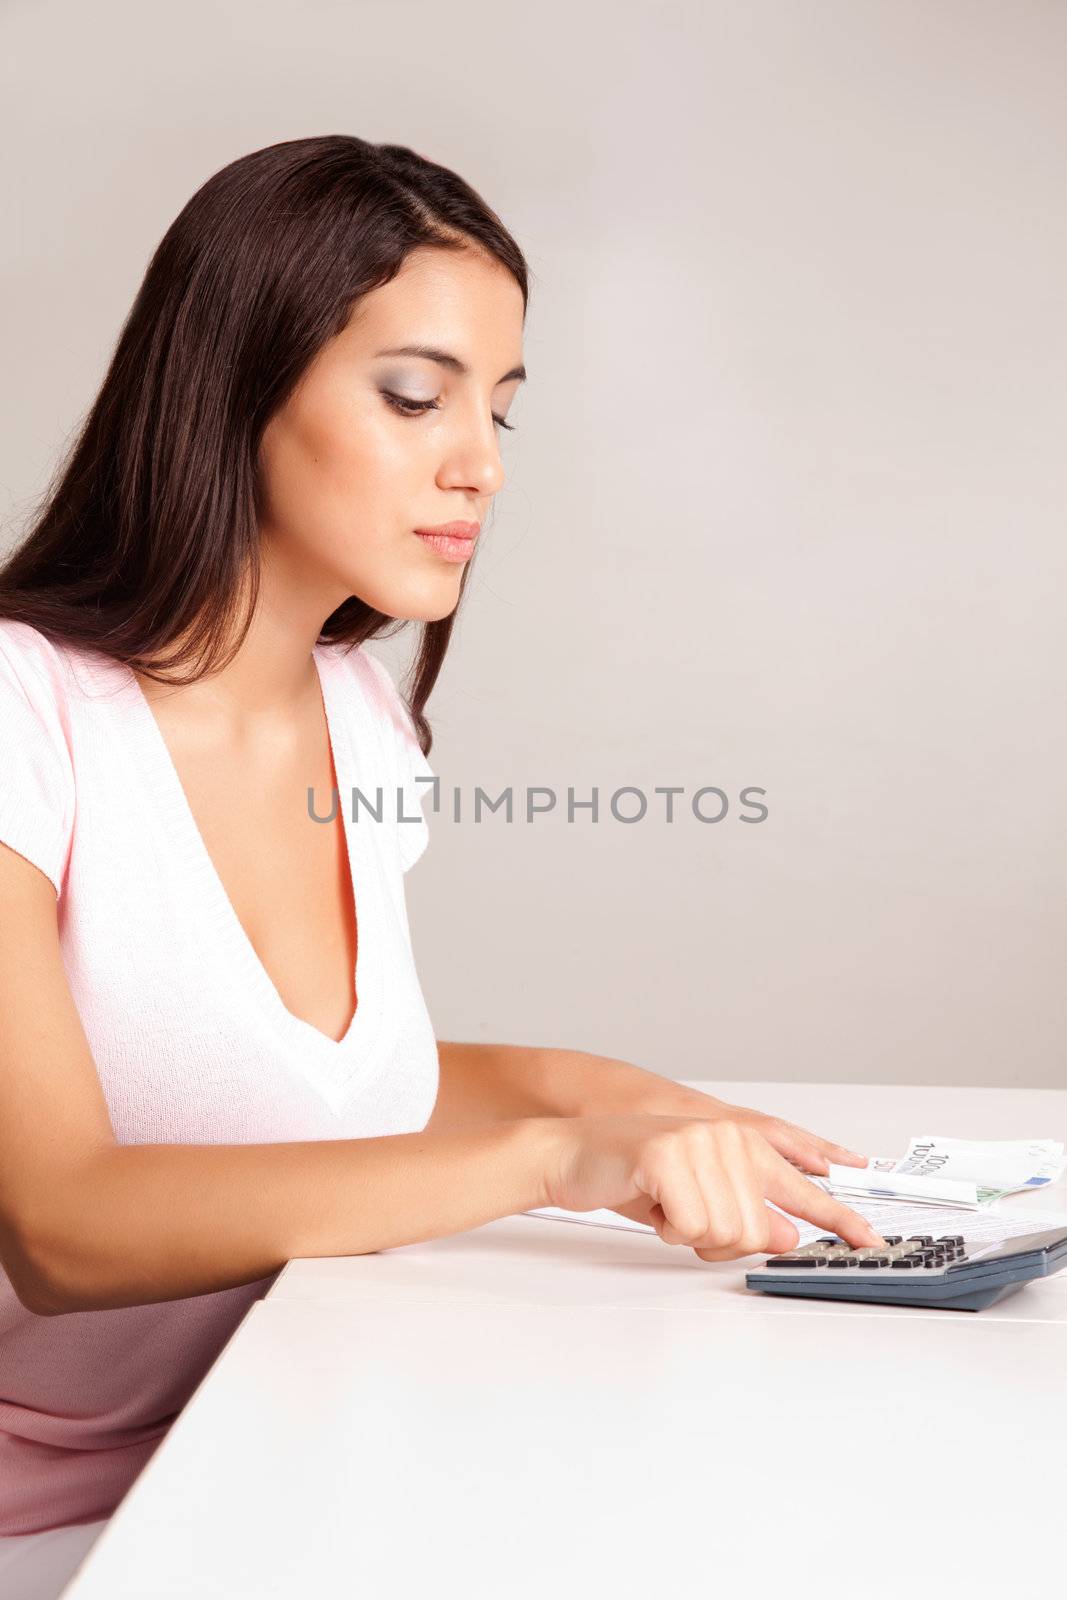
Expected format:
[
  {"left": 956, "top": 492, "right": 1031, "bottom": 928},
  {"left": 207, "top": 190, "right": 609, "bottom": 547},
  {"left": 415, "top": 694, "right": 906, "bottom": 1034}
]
[{"left": 818, "top": 1135, "right": 1066, "bottom": 1209}]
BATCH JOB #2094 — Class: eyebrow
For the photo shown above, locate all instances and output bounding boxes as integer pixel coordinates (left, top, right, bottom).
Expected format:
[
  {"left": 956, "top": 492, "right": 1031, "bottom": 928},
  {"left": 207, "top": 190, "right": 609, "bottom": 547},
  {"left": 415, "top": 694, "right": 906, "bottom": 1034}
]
[{"left": 374, "top": 344, "right": 527, "bottom": 385}]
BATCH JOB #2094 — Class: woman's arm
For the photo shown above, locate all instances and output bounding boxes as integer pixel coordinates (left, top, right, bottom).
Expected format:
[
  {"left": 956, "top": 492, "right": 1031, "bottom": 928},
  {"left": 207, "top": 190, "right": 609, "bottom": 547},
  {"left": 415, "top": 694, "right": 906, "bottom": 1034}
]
[
  {"left": 0, "top": 850, "right": 560, "bottom": 1317},
  {"left": 32, "top": 1119, "right": 558, "bottom": 1315},
  {"left": 430, "top": 1041, "right": 869, "bottom": 1176},
  {"left": 429, "top": 1040, "right": 712, "bottom": 1127}
]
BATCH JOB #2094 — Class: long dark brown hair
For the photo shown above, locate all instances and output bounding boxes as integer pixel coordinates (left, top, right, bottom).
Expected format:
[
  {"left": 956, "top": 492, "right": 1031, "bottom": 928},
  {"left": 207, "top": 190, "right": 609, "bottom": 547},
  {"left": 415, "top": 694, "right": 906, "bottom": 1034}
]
[{"left": 0, "top": 135, "right": 530, "bottom": 757}]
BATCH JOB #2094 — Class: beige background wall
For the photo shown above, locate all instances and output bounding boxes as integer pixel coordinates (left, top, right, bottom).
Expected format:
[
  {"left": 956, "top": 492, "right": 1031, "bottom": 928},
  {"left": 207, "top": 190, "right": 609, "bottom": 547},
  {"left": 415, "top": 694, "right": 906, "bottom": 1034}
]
[{"left": 2, "top": 1, "right": 1063, "bottom": 1087}]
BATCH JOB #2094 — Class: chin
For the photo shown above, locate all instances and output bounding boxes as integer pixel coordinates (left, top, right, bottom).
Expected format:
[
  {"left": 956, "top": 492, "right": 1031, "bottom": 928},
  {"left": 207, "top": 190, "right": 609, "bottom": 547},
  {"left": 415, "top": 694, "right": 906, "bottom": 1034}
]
[{"left": 362, "top": 575, "right": 462, "bottom": 624}]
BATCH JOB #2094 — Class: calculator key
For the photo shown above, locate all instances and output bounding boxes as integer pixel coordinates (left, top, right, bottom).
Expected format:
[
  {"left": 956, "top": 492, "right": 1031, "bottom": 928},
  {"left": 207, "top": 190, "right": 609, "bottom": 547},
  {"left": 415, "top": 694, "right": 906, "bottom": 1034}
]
[
  {"left": 860, "top": 1256, "right": 890, "bottom": 1267},
  {"left": 906, "top": 1236, "right": 935, "bottom": 1247},
  {"left": 766, "top": 1257, "right": 820, "bottom": 1268},
  {"left": 891, "top": 1257, "right": 920, "bottom": 1269},
  {"left": 826, "top": 1257, "right": 859, "bottom": 1268},
  {"left": 882, "top": 1236, "right": 903, "bottom": 1246}
]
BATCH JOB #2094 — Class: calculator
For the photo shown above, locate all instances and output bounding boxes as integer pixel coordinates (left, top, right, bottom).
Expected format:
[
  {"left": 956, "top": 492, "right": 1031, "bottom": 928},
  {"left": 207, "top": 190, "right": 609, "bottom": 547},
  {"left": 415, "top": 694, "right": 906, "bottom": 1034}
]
[{"left": 745, "top": 1226, "right": 1067, "bottom": 1311}]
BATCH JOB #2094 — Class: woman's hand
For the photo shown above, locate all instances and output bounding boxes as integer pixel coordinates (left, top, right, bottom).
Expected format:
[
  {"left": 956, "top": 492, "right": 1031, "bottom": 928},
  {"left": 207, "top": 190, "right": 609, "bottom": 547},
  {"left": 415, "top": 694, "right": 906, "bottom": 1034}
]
[
  {"left": 544, "top": 1112, "right": 885, "bottom": 1261},
  {"left": 561, "top": 1058, "right": 870, "bottom": 1180},
  {"left": 683, "top": 1096, "right": 870, "bottom": 1178}
]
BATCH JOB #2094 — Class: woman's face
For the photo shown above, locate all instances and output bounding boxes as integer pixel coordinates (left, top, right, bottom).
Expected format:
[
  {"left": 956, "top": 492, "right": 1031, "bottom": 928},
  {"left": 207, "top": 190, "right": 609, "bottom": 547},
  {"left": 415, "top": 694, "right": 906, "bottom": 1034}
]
[{"left": 257, "top": 242, "right": 526, "bottom": 622}]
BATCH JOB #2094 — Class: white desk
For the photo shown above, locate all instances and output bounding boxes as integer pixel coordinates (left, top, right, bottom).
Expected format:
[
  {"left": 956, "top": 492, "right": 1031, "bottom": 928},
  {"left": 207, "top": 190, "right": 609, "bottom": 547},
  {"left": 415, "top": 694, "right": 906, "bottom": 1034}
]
[{"left": 65, "top": 1082, "right": 1067, "bottom": 1599}]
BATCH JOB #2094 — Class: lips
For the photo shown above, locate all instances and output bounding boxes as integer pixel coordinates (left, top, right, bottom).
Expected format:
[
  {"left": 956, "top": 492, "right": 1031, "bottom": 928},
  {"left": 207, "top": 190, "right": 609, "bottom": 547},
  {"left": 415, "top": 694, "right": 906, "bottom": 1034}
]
[
  {"left": 413, "top": 521, "right": 481, "bottom": 538},
  {"left": 413, "top": 524, "right": 479, "bottom": 564}
]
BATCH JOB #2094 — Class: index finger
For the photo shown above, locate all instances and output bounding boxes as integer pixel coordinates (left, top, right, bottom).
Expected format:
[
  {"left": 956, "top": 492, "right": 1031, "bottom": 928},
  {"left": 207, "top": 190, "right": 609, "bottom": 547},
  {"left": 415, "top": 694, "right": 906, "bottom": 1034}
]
[{"left": 765, "top": 1160, "right": 885, "bottom": 1249}]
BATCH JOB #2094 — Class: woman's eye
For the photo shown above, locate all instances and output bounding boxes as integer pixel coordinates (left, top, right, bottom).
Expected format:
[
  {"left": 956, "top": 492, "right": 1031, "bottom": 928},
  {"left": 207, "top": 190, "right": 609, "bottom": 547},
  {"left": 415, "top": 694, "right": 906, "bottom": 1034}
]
[
  {"left": 381, "top": 391, "right": 515, "bottom": 432},
  {"left": 382, "top": 392, "right": 439, "bottom": 418}
]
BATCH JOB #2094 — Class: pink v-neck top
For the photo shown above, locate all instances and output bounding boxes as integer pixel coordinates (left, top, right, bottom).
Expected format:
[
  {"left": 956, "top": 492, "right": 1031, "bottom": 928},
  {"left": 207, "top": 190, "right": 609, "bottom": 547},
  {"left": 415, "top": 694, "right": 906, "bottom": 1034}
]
[{"left": 0, "top": 618, "right": 440, "bottom": 1534}]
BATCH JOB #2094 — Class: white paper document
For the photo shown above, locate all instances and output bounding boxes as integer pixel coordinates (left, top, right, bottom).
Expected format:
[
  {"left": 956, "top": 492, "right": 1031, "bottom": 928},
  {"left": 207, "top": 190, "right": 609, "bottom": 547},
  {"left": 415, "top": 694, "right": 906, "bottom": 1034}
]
[
  {"left": 523, "top": 1199, "right": 1067, "bottom": 1248},
  {"left": 786, "top": 1198, "right": 1067, "bottom": 1249},
  {"left": 818, "top": 1136, "right": 1065, "bottom": 1209},
  {"left": 525, "top": 1205, "right": 656, "bottom": 1234}
]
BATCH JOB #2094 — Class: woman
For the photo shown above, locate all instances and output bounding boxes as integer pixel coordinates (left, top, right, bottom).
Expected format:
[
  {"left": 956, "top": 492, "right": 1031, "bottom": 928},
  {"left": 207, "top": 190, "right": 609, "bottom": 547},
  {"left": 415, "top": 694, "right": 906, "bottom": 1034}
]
[{"left": 0, "top": 135, "right": 881, "bottom": 1592}]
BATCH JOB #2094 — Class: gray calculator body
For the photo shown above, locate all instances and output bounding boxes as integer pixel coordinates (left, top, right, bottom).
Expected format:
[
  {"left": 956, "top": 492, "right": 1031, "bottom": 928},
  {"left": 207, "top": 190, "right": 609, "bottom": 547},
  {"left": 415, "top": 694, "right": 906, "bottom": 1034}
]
[{"left": 745, "top": 1226, "right": 1067, "bottom": 1311}]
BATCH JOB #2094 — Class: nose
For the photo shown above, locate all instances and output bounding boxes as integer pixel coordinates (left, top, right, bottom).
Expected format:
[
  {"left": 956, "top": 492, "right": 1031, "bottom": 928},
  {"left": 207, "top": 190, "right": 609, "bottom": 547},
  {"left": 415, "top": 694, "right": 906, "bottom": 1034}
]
[{"left": 435, "top": 410, "right": 507, "bottom": 499}]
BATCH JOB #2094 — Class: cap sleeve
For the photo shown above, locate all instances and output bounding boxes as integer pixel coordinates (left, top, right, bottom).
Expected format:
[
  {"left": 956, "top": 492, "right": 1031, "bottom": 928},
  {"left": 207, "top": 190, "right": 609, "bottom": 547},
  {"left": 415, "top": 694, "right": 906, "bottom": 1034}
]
[
  {"left": 0, "top": 624, "right": 76, "bottom": 896},
  {"left": 356, "top": 646, "right": 437, "bottom": 874}
]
